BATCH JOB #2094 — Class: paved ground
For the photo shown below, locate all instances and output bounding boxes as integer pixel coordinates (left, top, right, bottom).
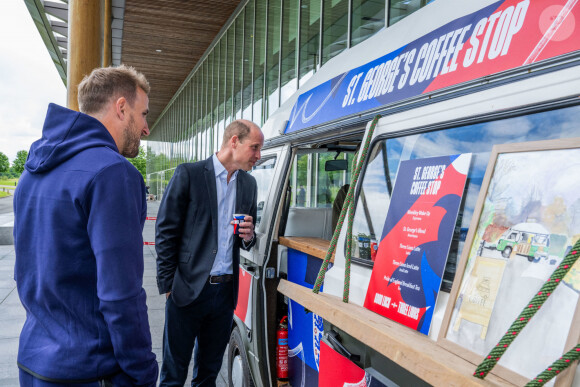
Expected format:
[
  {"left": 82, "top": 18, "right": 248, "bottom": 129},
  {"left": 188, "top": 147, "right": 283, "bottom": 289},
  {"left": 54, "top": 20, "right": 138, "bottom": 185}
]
[{"left": 0, "top": 196, "right": 229, "bottom": 386}]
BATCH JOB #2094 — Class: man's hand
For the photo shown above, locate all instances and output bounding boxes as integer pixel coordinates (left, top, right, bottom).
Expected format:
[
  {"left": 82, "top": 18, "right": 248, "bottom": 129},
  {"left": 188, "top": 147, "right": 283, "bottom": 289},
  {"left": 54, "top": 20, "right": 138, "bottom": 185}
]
[
  {"left": 235, "top": 215, "right": 254, "bottom": 242},
  {"left": 166, "top": 292, "right": 171, "bottom": 299}
]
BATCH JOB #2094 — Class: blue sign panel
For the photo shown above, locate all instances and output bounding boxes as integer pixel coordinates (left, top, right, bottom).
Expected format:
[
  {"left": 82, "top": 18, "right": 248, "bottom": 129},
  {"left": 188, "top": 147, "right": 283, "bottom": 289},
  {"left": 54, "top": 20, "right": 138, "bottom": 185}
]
[{"left": 285, "top": 0, "right": 580, "bottom": 133}]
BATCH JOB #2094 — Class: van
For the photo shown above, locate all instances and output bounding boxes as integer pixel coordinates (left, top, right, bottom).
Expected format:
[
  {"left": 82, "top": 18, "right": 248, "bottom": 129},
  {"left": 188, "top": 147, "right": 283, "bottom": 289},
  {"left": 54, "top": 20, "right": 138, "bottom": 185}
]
[
  {"left": 495, "top": 223, "right": 550, "bottom": 261},
  {"left": 228, "top": 0, "right": 580, "bottom": 385}
]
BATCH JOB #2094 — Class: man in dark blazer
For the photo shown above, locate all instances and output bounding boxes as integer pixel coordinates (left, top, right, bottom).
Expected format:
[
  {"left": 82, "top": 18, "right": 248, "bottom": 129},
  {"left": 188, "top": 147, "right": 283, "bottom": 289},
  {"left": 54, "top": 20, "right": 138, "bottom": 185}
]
[{"left": 155, "top": 119, "right": 263, "bottom": 386}]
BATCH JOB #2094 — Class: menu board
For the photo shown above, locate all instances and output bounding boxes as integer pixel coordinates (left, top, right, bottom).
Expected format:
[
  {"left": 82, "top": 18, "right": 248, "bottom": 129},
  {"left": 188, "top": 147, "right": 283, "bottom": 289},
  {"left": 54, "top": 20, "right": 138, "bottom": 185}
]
[{"left": 364, "top": 154, "right": 471, "bottom": 334}]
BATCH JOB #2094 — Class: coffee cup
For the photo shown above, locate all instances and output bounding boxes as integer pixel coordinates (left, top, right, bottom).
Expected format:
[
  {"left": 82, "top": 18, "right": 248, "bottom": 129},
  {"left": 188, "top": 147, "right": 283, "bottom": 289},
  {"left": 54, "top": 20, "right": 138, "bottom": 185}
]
[{"left": 232, "top": 214, "right": 247, "bottom": 234}]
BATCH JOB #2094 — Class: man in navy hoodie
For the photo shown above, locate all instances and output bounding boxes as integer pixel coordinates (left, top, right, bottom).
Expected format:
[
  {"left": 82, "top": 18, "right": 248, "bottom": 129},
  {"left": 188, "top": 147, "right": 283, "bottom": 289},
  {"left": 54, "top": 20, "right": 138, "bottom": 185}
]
[{"left": 13, "top": 65, "right": 158, "bottom": 386}]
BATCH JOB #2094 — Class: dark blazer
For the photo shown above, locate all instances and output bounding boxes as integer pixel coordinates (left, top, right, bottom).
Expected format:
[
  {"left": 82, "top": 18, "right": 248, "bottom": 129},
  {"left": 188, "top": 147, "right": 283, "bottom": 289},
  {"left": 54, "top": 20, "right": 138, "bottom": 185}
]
[{"left": 155, "top": 156, "right": 257, "bottom": 308}]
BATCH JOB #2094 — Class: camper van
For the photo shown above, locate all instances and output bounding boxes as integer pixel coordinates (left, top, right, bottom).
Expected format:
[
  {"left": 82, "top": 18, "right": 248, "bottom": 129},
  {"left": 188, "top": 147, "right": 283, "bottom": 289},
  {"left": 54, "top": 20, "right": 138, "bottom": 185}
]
[
  {"left": 495, "top": 223, "right": 550, "bottom": 261},
  {"left": 227, "top": 0, "right": 580, "bottom": 386}
]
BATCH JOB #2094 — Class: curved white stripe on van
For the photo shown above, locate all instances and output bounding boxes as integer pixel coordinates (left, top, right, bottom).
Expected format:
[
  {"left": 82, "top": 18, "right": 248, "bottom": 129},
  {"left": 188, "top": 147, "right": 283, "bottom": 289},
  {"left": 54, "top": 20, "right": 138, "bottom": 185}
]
[
  {"left": 288, "top": 300, "right": 294, "bottom": 329},
  {"left": 288, "top": 72, "right": 349, "bottom": 129},
  {"left": 451, "top": 153, "right": 472, "bottom": 175},
  {"left": 343, "top": 374, "right": 368, "bottom": 387},
  {"left": 288, "top": 343, "right": 306, "bottom": 387},
  {"left": 288, "top": 342, "right": 304, "bottom": 359}
]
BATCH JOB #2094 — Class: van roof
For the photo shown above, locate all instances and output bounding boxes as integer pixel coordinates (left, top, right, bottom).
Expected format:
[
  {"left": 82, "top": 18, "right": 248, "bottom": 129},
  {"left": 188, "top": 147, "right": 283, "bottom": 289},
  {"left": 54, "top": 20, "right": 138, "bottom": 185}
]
[{"left": 510, "top": 222, "right": 549, "bottom": 235}]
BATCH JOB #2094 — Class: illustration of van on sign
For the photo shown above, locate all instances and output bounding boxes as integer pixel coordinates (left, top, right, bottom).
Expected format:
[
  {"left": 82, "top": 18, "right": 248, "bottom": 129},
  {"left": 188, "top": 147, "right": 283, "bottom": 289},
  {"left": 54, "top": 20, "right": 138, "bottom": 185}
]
[{"left": 495, "top": 222, "right": 550, "bottom": 261}]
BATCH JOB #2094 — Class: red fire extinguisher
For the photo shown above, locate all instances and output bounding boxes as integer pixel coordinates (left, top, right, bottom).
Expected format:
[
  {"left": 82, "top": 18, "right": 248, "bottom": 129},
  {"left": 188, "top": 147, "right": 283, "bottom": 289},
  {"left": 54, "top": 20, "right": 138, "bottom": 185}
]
[{"left": 276, "top": 316, "right": 288, "bottom": 381}]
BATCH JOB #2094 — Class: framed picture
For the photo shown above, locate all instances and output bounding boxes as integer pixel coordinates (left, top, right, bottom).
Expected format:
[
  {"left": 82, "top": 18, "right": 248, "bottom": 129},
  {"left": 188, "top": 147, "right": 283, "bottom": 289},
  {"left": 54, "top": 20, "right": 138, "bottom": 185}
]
[{"left": 438, "top": 138, "right": 580, "bottom": 386}]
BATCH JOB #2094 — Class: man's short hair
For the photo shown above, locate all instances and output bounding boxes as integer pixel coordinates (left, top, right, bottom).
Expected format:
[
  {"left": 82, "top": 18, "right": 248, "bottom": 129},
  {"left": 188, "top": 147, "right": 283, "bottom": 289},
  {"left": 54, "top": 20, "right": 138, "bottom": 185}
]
[
  {"left": 78, "top": 65, "right": 150, "bottom": 114},
  {"left": 223, "top": 120, "right": 251, "bottom": 144}
]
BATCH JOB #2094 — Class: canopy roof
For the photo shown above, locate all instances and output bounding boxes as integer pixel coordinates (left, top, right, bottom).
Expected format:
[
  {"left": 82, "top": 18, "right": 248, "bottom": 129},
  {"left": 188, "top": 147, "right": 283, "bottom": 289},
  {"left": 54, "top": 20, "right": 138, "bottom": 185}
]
[{"left": 25, "top": 0, "right": 242, "bottom": 126}]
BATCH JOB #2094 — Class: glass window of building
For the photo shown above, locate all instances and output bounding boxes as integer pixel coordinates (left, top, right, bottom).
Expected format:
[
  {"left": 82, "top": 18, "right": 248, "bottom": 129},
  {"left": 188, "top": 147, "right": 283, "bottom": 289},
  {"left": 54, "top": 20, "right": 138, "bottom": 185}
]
[
  {"left": 197, "top": 66, "right": 203, "bottom": 161},
  {"left": 235, "top": 14, "right": 244, "bottom": 119},
  {"left": 265, "top": 0, "right": 281, "bottom": 118},
  {"left": 191, "top": 74, "right": 197, "bottom": 162},
  {"left": 389, "top": 0, "right": 431, "bottom": 26},
  {"left": 184, "top": 84, "right": 192, "bottom": 162},
  {"left": 202, "top": 61, "right": 209, "bottom": 159},
  {"left": 212, "top": 45, "right": 222, "bottom": 150},
  {"left": 280, "top": 0, "right": 298, "bottom": 105},
  {"left": 322, "top": 0, "right": 348, "bottom": 66},
  {"left": 218, "top": 39, "right": 227, "bottom": 148},
  {"left": 200, "top": 58, "right": 207, "bottom": 159},
  {"left": 226, "top": 26, "right": 235, "bottom": 124},
  {"left": 208, "top": 50, "right": 215, "bottom": 153},
  {"left": 253, "top": 0, "right": 267, "bottom": 125},
  {"left": 351, "top": 0, "right": 385, "bottom": 46},
  {"left": 299, "top": 0, "right": 321, "bottom": 86},
  {"left": 168, "top": 110, "right": 175, "bottom": 168},
  {"left": 195, "top": 73, "right": 202, "bottom": 161},
  {"left": 243, "top": 0, "right": 255, "bottom": 120}
]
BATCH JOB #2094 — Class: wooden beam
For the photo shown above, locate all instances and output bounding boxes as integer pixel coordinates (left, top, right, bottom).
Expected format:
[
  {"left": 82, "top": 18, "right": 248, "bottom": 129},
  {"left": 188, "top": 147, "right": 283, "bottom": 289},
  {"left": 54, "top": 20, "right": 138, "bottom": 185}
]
[
  {"left": 278, "top": 279, "right": 516, "bottom": 387},
  {"left": 120, "top": 0, "right": 240, "bottom": 124}
]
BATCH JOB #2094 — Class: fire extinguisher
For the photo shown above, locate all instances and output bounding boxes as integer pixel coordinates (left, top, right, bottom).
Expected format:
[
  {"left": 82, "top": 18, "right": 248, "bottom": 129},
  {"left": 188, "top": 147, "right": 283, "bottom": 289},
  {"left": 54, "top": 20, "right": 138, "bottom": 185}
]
[{"left": 276, "top": 316, "right": 288, "bottom": 381}]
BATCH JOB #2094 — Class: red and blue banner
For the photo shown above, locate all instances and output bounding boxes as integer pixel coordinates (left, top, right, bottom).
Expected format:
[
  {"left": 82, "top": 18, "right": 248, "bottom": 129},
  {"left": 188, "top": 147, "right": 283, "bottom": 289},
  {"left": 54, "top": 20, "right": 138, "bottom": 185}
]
[
  {"left": 287, "top": 249, "right": 326, "bottom": 386},
  {"left": 318, "top": 341, "right": 388, "bottom": 386},
  {"left": 285, "top": 0, "right": 580, "bottom": 133},
  {"left": 234, "top": 266, "right": 253, "bottom": 327},
  {"left": 363, "top": 154, "right": 471, "bottom": 335}
]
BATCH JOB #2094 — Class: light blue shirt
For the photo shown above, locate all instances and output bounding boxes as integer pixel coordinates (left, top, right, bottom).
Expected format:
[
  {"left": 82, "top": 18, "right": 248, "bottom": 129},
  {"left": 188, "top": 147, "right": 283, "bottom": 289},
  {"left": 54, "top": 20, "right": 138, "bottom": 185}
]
[{"left": 210, "top": 154, "right": 238, "bottom": 275}]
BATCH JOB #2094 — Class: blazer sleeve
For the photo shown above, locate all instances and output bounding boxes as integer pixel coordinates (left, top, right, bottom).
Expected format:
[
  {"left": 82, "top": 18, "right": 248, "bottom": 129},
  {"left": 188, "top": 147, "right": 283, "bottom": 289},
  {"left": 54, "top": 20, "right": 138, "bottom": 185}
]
[{"left": 155, "top": 164, "right": 190, "bottom": 294}]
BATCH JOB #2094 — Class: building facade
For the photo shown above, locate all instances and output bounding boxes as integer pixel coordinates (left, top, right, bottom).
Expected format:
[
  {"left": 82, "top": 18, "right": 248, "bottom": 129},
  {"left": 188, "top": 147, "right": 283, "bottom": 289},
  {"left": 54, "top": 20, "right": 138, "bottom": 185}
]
[{"left": 146, "top": 0, "right": 432, "bottom": 197}]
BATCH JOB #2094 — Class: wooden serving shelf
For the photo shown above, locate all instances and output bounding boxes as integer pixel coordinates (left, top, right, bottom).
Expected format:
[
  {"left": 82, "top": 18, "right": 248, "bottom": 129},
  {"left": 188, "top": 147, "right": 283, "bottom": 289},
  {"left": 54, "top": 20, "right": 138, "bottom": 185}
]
[
  {"left": 278, "top": 236, "right": 333, "bottom": 262},
  {"left": 277, "top": 279, "right": 516, "bottom": 387}
]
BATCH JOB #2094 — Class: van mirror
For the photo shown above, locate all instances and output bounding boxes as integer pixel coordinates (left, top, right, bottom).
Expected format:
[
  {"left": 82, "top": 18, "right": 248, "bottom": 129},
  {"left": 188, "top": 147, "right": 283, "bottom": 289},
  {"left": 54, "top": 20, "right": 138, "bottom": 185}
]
[{"left": 325, "top": 159, "right": 348, "bottom": 171}]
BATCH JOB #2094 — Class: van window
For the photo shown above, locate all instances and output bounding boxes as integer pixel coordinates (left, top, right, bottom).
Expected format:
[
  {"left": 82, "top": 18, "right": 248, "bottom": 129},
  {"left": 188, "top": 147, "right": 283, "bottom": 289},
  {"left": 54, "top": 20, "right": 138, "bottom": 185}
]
[
  {"left": 290, "top": 151, "right": 356, "bottom": 209},
  {"left": 250, "top": 156, "right": 277, "bottom": 226},
  {"left": 352, "top": 103, "right": 580, "bottom": 291}
]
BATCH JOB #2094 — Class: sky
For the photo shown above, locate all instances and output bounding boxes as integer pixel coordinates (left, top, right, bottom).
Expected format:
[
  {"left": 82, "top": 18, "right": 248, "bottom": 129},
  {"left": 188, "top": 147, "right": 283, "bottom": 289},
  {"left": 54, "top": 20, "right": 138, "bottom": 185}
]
[{"left": 0, "top": 0, "right": 66, "bottom": 164}]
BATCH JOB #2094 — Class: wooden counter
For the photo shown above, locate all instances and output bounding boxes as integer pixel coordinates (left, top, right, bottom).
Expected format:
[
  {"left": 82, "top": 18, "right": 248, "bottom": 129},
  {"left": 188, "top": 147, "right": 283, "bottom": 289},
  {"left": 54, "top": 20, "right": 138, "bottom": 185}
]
[
  {"left": 278, "top": 236, "right": 333, "bottom": 262},
  {"left": 278, "top": 279, "right": 515, "bottom": 387}
]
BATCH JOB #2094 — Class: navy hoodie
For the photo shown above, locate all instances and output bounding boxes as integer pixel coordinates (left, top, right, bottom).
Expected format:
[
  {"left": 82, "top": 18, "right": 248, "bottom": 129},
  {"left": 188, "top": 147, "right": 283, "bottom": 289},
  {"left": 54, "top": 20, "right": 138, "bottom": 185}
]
[{"left": 13, "top": 104, "right": 158, "bottom": 385}]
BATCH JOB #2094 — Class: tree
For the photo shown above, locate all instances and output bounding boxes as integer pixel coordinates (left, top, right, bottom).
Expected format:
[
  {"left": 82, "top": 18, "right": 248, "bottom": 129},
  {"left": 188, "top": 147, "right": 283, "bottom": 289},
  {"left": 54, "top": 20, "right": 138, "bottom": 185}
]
[
  {"left": 12, "top": 150, "right": 28, "bottom": 175},
  {"left": 127, "top": 146, "right": 146, "bottom": 181},
  {"left": 0, "top": 152, "right": 9, "bottom": 173}
]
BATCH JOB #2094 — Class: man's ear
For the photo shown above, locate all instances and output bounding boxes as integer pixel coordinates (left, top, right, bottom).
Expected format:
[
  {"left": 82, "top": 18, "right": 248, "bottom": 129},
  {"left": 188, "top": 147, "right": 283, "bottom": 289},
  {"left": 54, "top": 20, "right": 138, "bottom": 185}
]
[
  {"left": 231, "top": 135, "right": 239, "bottom": 149},
  {"left": 115, "top": 97, "right": 127, "bottom": 120}
]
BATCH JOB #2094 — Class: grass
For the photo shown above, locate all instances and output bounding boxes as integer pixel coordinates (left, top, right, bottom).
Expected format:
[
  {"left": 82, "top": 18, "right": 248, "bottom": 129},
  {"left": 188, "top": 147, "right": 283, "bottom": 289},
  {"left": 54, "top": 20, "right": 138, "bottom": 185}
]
[
  {"left": 0, "top": 191, "right": 10, "bottom": 198},
  {"left": 0, "top": 178, "right": 18, "bottom": 186}
]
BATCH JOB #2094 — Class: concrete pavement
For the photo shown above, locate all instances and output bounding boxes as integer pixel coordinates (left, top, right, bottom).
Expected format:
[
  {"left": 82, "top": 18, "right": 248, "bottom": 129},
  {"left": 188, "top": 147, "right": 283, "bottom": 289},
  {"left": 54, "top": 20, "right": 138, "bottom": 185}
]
[
  {"left": 0, "top": 196, "right": 229, "bottom": 386},
  {"left": 0, "top": 196, "right": 14, "bottom": 245}
]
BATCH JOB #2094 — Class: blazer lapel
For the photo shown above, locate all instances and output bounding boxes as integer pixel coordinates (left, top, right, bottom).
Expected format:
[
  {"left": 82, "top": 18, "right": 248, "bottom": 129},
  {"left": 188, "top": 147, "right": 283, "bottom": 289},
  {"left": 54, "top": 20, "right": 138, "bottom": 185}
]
[{"left": 204, "top": 157, "right": 218, "bottom": 236}]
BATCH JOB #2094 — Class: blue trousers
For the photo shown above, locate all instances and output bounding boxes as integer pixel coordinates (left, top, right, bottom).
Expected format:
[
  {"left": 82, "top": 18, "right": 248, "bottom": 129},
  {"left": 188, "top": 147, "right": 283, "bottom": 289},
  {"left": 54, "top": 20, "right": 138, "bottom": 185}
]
[{"left": 160, "top": 280, "right": 234, "bottom": 387}]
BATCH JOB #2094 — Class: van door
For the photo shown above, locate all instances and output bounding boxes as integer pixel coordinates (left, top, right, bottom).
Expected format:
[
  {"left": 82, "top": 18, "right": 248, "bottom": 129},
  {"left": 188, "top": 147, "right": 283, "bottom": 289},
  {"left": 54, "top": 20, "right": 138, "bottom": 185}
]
[
  {"left": 275, "top": 139, "right": 362, "bottom": 387},
  {"left": 230, "top": 145, "right": 290, "bottom": 387},
  {"left": 241, "top": 146, "right": 290, "bottom": 267}
]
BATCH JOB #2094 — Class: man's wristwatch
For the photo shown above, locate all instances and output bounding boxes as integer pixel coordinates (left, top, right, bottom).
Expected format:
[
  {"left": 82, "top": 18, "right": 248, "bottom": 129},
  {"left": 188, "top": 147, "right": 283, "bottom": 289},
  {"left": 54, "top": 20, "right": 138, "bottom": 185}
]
[{"left": 242, "top": 234, "right": 254, "bottom": 248}]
